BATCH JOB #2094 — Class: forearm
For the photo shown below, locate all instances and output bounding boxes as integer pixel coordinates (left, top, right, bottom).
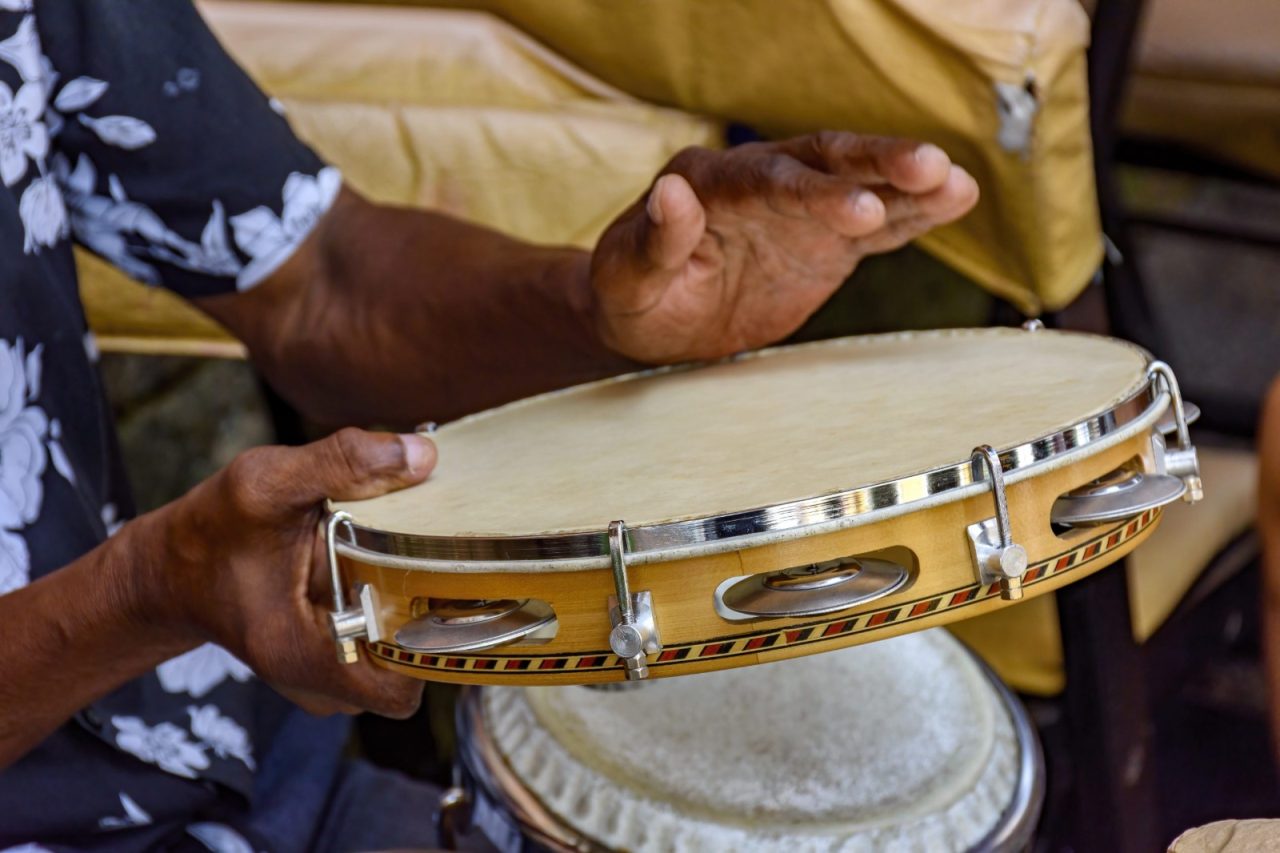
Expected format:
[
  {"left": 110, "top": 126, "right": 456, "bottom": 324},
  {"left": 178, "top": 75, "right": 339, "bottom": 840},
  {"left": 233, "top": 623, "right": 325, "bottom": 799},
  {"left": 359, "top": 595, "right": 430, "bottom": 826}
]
[
  {"left": 204, "top": 188, "right": 639, "bottom": 427},
  {"left": 0, "top": 514, "right": 194, "bottom": 769}
]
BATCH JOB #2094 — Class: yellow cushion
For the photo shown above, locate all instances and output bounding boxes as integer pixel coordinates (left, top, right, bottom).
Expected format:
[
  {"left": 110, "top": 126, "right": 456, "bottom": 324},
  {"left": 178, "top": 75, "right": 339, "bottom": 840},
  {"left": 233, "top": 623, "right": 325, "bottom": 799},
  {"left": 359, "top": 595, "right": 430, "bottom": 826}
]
[
  {"left": 396, "top": 0, "right": 1102, "bottom": 316},
  {"left": 80, "top": 2, "right": 723, "bottom": 355},
  {"left": 951, "top": 445, "right": 1259, "bottom": 695}
]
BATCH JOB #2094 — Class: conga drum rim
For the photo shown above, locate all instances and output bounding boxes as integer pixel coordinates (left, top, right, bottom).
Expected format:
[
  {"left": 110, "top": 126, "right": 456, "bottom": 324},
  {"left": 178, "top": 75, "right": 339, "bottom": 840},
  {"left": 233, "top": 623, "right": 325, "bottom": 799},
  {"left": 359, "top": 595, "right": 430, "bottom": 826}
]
[
  {"left": 451, "top": 637, "right": 1045, "bottom": 852},
  {"left": 333, "top": 328, "right": 1164, "bottom": 572}
]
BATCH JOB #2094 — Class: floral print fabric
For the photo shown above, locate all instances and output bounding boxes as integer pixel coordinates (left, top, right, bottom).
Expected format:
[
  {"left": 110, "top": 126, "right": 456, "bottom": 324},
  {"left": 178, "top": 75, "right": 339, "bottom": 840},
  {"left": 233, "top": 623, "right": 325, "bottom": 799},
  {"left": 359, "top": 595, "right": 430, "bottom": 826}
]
[{"left": 0, "top": 1, "right": 340, "bottom": 848}]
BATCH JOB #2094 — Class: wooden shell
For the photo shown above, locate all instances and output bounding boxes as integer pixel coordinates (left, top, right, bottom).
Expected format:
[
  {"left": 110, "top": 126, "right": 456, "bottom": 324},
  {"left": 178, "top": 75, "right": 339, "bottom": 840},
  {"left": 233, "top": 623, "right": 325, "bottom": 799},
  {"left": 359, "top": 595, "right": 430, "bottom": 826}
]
[{"left": 345, "top": 429, "right": 1162, "bottom": 684}]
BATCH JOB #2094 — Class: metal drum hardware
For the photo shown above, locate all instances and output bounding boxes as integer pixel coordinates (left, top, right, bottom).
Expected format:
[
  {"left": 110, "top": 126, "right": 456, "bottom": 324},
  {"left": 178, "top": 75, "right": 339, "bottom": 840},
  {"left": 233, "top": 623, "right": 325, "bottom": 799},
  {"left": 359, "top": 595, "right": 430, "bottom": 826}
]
[
  {"left": 607, "top": 520, "right": 662, "bottom": 680},
  {"left": 1148, "top": 361, "right": 1203, "bottom": 503},
  {"left": 967, "top": 446, "right": 1030, "bottom": 601},
  {"left": 1155, "top": 400, "right": 1199, "bottom": 436},
  {"left": 326, "top": 511, "right": 385, "bottom": 663},
  {"left": 1051, "top": 464, "right": 1186, "bottom": 527},
  {"left": 329, "top": 510, "right": 558, "bottom": 659},
  {"left": 715, "top": 556, "right": 909, "bottom": 621},
  {"left": 394, "top": 598, "right": 556, "bottom": 654}
]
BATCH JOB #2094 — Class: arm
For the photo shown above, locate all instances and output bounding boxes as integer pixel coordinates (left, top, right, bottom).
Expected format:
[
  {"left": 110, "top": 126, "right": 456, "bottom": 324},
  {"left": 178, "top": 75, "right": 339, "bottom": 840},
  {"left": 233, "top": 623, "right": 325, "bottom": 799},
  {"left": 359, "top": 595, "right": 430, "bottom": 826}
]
[
  {"left": 197, "top": 134, "right": 979, "bottom": 427},
  {"left": 0, "top": 518, "right": 191, "bottom": 767},
  {"left": 199, "top": 194, "right": 633, "bottom": 427},
  {"left": 0, "top": 429, "right": 435, "bottom": 770}
]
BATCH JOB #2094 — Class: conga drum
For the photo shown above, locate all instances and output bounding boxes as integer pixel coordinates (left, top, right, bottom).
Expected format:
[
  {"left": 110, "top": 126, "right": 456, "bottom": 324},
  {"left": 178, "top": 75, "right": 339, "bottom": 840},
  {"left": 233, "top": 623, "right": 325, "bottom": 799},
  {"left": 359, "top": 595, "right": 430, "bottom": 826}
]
[
  {"left": 323, "top": 327, "right": 1202, "bottom": 684},
  {"left": 441, "top": 629, "right": 1044, "bottom": 852}
]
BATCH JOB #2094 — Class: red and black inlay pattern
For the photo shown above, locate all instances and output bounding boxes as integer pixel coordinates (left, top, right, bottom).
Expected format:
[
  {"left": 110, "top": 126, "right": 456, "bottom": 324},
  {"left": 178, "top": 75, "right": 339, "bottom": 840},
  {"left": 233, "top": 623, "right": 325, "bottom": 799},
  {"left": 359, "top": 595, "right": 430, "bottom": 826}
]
[{"left": 368, "top": 508, "right": 1159, "bottom": 677}]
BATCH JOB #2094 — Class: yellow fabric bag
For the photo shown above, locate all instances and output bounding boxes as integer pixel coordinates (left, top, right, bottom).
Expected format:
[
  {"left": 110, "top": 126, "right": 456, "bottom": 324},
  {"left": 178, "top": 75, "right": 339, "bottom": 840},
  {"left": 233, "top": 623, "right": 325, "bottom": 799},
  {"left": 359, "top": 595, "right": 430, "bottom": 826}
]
[{"left": 412, "top": 0, "right": 1102, "bottom": 315}]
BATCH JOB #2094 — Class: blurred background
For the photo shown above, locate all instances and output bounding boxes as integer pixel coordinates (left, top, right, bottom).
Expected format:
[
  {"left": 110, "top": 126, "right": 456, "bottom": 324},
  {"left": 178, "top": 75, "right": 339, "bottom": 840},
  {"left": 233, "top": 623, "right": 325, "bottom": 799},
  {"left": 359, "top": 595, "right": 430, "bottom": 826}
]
[{"left": 89, "top": 1, "right": 1279, "bottom": 849}]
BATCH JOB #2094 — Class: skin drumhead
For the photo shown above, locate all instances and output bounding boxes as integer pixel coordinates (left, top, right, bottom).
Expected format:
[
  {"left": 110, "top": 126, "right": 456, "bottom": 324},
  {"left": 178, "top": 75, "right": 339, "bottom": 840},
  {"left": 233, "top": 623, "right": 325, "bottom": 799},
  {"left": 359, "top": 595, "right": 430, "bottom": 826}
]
[
  {"left": 336, "top": 328, "right": 1149, "bottom": 537},
  {"left": 482, "top": 629, "right": 1020, "bottom": 849}
]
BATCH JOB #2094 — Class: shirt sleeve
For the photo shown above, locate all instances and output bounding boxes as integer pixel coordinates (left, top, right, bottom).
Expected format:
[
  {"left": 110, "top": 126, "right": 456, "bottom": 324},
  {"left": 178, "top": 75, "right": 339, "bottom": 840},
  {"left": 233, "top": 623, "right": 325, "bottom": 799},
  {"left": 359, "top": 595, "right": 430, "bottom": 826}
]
[{"left": 37, "top": 0, "right": 339, "bottom": 298}]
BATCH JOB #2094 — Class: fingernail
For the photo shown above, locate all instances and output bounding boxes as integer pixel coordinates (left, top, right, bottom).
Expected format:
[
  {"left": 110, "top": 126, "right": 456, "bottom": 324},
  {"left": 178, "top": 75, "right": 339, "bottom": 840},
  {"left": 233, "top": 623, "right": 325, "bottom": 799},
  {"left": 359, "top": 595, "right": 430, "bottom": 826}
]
[
  {"left": 914, "top": 143, "right": 945, "bottom": 164},
  {"left": 399, "top": 434, "right": 434, "bottom": 474},
  {"left": 852, "top": 191, "right": 884, "bottom": 218},
  {"left": 646, "top": 177, "right": 667, "bottom": 225}
]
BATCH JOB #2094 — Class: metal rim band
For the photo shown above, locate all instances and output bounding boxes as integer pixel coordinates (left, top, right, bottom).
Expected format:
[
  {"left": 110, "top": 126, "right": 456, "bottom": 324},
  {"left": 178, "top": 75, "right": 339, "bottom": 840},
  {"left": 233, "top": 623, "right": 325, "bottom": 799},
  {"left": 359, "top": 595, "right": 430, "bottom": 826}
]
[{"left": 336, "top": 375, "right": 1162, "bottom": 569}]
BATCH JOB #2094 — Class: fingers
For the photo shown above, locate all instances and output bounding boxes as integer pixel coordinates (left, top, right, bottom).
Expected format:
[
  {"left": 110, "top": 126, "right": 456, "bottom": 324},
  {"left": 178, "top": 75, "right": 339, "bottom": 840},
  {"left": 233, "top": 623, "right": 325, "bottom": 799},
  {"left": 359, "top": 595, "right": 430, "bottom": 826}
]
[
  {"left": 229, "top": 428, "right": 437, "bottom": 516},
  {"left": 640, "top": 173, "right": 706, "bottom": 273},
  {"left": 875, "top": 165, "right": 980, "bottom": 228},
  {"left": 749, "top": 155, "right": 886, "bottom": 238},
  {"left": 307, "top": 428, "right": 436, "bottom": 504},
  {"left": 252, "top": 603, "right": 425, "bottom": 719},
  {"left": 784, "top": 132, "right": 956, "bottom": 194}
]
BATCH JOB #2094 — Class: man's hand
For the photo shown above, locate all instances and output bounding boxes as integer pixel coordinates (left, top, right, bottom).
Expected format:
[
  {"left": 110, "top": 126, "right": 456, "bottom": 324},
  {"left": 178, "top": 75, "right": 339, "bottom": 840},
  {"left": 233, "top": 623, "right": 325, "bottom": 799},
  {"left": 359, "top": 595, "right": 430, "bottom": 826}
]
[
  {"left": 143, "top": 428, "right": 437, "bottom": 717},
  {"left": 591, "top": 133, "right": 980, "bottom": 363},
  {"left": 0, "top": 428, "right": 436, "bottom": 770}
]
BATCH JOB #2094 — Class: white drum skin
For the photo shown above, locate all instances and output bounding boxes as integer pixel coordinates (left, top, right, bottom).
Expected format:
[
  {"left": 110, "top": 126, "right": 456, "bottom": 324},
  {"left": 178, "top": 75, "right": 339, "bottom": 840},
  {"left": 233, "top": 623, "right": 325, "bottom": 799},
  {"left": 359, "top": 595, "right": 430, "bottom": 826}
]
[
  {"left": 455, "top": 629, "right": 1044, "bottom": 852},
  {"left": 337, "top": 328, "right": 1149, "bottom": 542}
]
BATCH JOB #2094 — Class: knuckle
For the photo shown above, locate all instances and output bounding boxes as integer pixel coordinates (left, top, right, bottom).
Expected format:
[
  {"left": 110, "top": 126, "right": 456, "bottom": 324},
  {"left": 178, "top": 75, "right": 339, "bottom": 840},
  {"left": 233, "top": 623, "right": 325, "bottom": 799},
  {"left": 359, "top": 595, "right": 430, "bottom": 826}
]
[
  {"left": 759, "top": 153, "right": 792, "bottom": 183},
  {"left": 811, "top": 130, "right": 839, "bottom": 156},
  {"left": 329, "top": 427, "right": 383, "bottom": 483},
  {"left": 666, "top": 145, "right": 710, "bottom": 174},
  {"left": 224, "top": 449, "right": 269, "bottom": 513},
  {"left": 381, "top": 680, "right": 424, "bottom": 719}
]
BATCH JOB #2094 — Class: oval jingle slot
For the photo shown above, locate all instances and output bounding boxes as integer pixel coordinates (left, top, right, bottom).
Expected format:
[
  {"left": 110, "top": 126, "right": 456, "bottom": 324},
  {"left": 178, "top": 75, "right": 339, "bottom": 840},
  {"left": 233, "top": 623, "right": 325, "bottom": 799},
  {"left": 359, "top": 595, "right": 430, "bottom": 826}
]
[
  {"left": 1050, "top": 465, "right": 1186, "bottom": 527},
  {"left": 717, "top": 556, "right": 910, "bottom": 620},
  {"left": 396, "top": 598, "right": 557, "bottom": 654}
]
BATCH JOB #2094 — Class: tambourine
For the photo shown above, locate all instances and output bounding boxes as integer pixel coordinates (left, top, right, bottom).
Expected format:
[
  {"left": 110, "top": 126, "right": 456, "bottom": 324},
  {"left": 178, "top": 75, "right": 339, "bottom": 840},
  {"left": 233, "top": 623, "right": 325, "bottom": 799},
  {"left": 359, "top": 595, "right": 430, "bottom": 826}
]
[{"left": 323, "top": 326, "right": 1201, "bottom": 684}]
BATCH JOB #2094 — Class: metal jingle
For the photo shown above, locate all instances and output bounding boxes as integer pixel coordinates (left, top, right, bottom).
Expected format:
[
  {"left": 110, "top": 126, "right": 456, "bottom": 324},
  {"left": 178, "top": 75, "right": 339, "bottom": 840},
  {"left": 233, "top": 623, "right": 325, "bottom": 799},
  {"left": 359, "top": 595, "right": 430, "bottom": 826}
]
[
  {"left": 1155, "top": 400, "right": 1200, "bottom": 436},
  {"left": 719, "top": 557, "right": 910, "bottom": 619},
  {"left": 421, "top": 598, "right": 525, "bottom": 625},
  {"left": 395, "top": 599, "right": 556, "bottom": 653},
  {"left": 1050, "top": 467, "right": 1186, "bottom": 526},
  {"left": 763, "top": 562, "right": 862, "bottom": 592}
]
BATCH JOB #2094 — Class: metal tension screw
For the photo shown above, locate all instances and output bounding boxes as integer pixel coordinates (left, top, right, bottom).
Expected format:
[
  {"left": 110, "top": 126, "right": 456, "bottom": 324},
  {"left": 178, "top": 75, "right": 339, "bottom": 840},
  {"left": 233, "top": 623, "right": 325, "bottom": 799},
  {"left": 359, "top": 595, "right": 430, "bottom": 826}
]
[
  {"left": 607, "top": 521, "right": 656, "bottom": 681},
  {"left": 971, "top": 446, "right": 1029, "bottom": 601},
  {"left": 325, "top": 511, "right": 366, "bottom": 664},
  {"left": 1148, "top": 361, "right": 1203, "bottom": 504}
]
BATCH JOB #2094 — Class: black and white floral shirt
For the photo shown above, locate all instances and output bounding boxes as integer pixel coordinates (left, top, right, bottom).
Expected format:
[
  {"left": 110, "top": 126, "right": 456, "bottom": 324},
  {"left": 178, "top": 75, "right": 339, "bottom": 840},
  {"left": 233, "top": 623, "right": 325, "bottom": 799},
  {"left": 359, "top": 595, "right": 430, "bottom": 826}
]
[{"left": 1, "top": 2, "right": 342, "bottom": 849}]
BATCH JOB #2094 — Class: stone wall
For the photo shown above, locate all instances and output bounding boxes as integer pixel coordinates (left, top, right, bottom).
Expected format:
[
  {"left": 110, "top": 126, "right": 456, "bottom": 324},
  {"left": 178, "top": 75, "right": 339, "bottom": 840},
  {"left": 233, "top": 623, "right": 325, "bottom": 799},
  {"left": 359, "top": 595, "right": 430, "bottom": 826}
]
[{"left": 100, "top": 355, "right": 273, "bottom": 513}]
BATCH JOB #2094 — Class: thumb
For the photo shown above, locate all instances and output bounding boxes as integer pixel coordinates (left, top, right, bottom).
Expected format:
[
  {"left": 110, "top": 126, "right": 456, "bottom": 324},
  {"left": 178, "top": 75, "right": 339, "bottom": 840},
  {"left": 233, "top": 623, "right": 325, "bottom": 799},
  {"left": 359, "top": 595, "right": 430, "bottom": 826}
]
[
  {"left": 283, "top": 427, "right": 436, "bottom": 508},
  {"left": 638, "top": 173, "right": 705, "bottom": 273}
]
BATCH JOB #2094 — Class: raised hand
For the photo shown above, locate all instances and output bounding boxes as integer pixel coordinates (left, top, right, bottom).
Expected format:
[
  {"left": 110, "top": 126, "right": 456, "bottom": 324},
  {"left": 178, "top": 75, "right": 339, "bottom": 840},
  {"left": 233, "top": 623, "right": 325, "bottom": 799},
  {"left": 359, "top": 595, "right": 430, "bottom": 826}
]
[{"left": 590, "top": 132, "right": 980, "bottom": 364}]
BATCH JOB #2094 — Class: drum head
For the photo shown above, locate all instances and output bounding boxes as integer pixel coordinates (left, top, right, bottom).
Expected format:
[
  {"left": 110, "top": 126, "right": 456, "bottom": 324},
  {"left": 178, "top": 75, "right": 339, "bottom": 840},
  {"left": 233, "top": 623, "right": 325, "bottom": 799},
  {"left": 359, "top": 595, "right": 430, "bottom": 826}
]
[
  {"left": 337, "top": 328, "right": 1148, "bottom": 543},
  {"left": 480, "top": 629, "right": 1028, "bottom": 850}
]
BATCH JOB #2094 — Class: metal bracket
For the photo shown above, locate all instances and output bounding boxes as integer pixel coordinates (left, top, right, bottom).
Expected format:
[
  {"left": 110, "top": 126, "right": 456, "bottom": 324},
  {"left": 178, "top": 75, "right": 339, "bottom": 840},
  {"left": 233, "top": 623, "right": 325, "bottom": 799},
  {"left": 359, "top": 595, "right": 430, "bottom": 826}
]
[
  {"left": 326, "top": 510, "right": 384, "bottom": 664},
  {"left": 967, "top": 446, "right": 1030, "bottom": 601},
  {"left": 606, "top": 520, "right": 661, "bottom": 680},
  {"left": 1148, "top": 361, "right": 1203, "bottom": 503}
]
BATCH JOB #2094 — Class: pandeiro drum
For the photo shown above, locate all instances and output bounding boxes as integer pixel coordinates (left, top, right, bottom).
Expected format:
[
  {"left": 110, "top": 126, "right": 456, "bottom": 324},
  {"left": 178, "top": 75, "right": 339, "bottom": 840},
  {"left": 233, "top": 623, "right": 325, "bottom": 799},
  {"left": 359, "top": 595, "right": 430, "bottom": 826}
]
[
  {"left": 441, "top": 629, "right": 1044, "bottom": 852},
  {"left": 324, "top": 326, "right": 1202, "bottom": 684}
]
